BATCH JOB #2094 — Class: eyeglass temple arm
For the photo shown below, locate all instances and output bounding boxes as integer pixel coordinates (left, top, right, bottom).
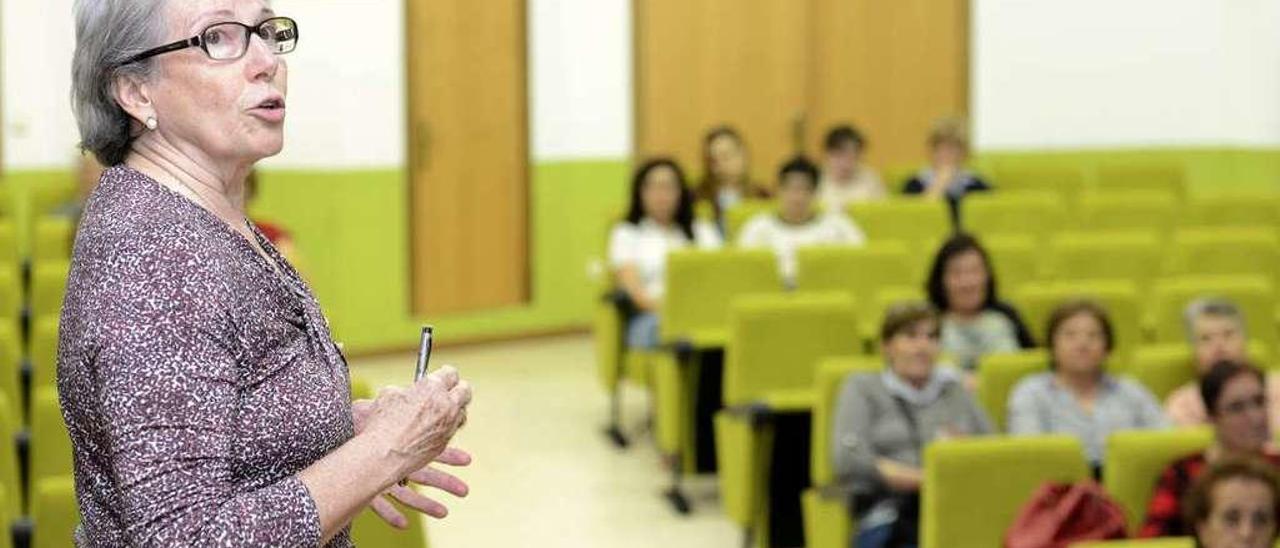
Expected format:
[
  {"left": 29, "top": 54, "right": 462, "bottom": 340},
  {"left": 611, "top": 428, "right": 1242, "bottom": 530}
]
[{"left": 121, "top": 36, "right": 202, "bottom": 66}]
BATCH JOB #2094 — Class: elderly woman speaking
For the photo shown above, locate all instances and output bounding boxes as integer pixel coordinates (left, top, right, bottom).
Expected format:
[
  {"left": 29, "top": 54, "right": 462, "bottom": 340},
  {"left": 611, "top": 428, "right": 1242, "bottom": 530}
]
[{"left": 61, "top": 1, "right": 473, "bottom": 546}]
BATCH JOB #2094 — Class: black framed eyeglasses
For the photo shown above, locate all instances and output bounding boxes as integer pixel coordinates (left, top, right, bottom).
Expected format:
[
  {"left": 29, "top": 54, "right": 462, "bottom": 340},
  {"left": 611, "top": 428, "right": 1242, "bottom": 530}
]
[{"left": 120, "top": 16, "right": 298, "bottom": 66}]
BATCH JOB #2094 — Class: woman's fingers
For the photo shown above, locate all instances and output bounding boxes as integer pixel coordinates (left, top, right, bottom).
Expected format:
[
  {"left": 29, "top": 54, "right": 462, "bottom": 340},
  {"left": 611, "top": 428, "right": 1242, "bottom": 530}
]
[
  {"left": 389, "top": 484, "right": 450, "bottom": 519},
  {"left": 429, "top": 365, "right": 460, "bottom": 390},
  {"left": 370, "top": 495, "right": 409, "bottom": 529},
  {"left": 450, "top": 380, "right": 472, "bottom": 407},
  {"left": 435, "top": 447, "right": 472, "bottom": 467},
  {"left": 408, "top": 465, "right": 470, "bottom": 498}
]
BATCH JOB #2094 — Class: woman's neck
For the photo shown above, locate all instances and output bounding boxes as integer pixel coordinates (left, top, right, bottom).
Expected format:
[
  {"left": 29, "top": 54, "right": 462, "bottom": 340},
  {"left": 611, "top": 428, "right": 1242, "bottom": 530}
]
[
  {"left": 126, "top": 134, "right": 251, "bottom": 225},
  {"left": 947, "top": 308, "right": 982, "bottom": 322},
  {"left": 1055, "top": 369, "right": 1100, "bottom": 398}
]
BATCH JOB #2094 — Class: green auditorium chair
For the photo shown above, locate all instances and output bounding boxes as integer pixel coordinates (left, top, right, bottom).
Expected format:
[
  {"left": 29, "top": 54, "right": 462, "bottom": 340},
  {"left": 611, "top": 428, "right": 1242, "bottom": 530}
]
[
  {"left": 802, "top": 356, "right": 883, "bottom": 548},
  {"left": 861, "top": 286, "right": 928, "bottom": 346},
  {"left": 1185, "top": 192, "right": 1280, "bottom": 229},
  {"left": 983, "top": 234, "right": 1042, "bottom": 293},
  {"left": 0, "top": 393, "right": 20, "bottom": 520},
  {"left": 960, "top": 191, "right": 1066, "bottom": 245},
  {"left": 30, "top": 317, "right": 59, "bottom": 395},
  {"left": 651, "top": 249, "right": 781, "bottom": 512},
  {"left": 30, "top": 261, "right": 71, "bottom": 320},
  {"left": 723, "top": 199, "right": 777, "bottom": 242},
  {"left": 1012, "top": 280, "right": 1143, "bottom": 371},
  {"left": 0, "top": 322, "right": 19, "bottom": 423},
  {"left": 0, "top": 268, "right": 19, "bottom": 323},
  {"left": 28, "top": 184, "right": 76, "bottom": 219},
  {"left": 1104, "top": 428, "right": 1214, "bottom": 535},
  {"left": 591, "top": 269, "right": 657, "bottom": 448},
  {"left": 794, "top": 241, "right": 918, "bottom": 313},
  {"left": 975, "top": 350, "right": 1050, "bottom": 432},
  {"left": 714, "top": 293, "right": 860, "bottom": 544},
  {"left": 1147, "top": 275, "right": 1277, "bottom": 355},
  {"left": 1165, "top": 227, "right": 1280, "bottom": 281},
  {"left": 1073, "top": 539, "right": 1195, "bottom": 548},
  {"left": 0, "top": 222, "right": 18, "bottom": 269},
  {"left": 1094, "top": 164, "right": 1187, "bottom": 202},
  {"left": 351, "top": 500, "right": 430, "bottom": 548},
  {"left": 989, "top": 164, "right": 1086, "bottom": 206},
  {"left": 921, "top": 436, "right": 1092, "bottom": 548},
  {"left": 1042, "top": 230, "right": 1163, "bottom": 291},
  {"left": 847, "top": 198, "right": 951, "bottom": 252},
  {"left": 30, "top": 476, "right": 77, "bottom": 548},
  {"left": 28, "top": 388, "right": 73, "bottom": 501},
  {"left": 1130, "top": 344, "right": 1198, "bottom": 403},
  {"left": 1075, "top": 191, "right": 1178, "bottom": 236},
  {"left": 32, "top": 218, "right": 74, "bottom": 263}
]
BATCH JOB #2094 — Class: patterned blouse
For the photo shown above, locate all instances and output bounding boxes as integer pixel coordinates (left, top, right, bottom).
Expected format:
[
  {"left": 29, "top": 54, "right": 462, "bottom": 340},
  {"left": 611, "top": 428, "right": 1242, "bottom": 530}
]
[
  {"left": 57, "top": 166, "right": 354, "bottom": 547},
  {"left": 1139, "top": 450, "right": 1280, "bottom": 538}
]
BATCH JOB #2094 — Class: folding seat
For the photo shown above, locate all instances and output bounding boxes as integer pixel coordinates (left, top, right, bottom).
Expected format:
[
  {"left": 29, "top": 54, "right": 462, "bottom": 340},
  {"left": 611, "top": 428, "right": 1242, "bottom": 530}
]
[
  {"left": 724, "top": 199, "right": 777, "bottom": 241},
  {"left": 28, "top": 388, "right": 73, "bottom": 504},
  {"left": 30, "top": 476, "right": 77, "bottom": 548},
  {"left": 1012, "top": 280, "right": 1143, "bottom": 370},
  {"left": 1184, "top": 192, "right": 1280, "bottom": 229},
  {"left": 975, "top": 350, "right": 1050, "bottom": 432},
  {"left": 1042, "top": 230, "right": 1163, "bottom": 291},
  {"left": 1103, "top": 428, "right": 1213, "bottom": 535},
  {"left": 1165, "top": 227, "right": 1280, "bottom": 281},
  {"left": 1075, "top": 191, "right": 1177, "bottom": 235},
  {"left": 31, "top": 218, "right": 75, "bottom": 263},
  {"left": 847, "top": 198, "right": 951, "bottom": 251},
  {"left": 961, "top": 191, "right": 1066, "bottom": 245},
  {"left": 1094, "top": 164, "right": 1187, "bottom": 202}
]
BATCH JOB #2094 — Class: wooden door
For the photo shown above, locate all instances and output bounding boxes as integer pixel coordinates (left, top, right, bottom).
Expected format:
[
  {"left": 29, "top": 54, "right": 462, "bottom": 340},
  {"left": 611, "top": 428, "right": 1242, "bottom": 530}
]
[
  {"left": 634, "top": 0, "right": 811, "bottom": 186},
  {"left": 406, "top": 0, "right": 529, "bottom": 314},
  {"left": 809, "top": 0, "right": 969, "bottom": 174}
]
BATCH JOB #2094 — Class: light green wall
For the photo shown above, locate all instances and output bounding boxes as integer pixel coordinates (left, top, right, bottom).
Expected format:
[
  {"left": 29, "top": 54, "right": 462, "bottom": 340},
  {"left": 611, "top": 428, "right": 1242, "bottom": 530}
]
[{"left": 10, "top": 147, "right": 1280, "bottom": 354}]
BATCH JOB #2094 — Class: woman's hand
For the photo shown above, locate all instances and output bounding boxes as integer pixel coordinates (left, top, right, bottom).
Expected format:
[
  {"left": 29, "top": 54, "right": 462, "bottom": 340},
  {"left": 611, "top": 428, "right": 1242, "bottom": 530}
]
[{"left": 357, "top": 366, "right": 472, "bottom": 492}]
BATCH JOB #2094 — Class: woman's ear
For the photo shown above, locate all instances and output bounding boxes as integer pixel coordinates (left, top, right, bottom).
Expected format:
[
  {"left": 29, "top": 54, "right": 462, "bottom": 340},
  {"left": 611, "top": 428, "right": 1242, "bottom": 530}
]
[{"left": 112, "top": 73, "right": 154, "bottom": 128}]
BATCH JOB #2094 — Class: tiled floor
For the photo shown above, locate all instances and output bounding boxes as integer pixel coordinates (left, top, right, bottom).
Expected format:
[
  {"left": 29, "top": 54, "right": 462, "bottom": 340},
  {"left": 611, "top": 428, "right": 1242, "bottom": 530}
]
[{"left": 350, "top": 333, "right": 739, "bottom": 548}]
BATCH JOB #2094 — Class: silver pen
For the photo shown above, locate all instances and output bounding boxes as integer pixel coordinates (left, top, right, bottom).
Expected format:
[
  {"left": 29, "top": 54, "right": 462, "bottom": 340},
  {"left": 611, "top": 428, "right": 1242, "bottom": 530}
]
[{"left": 399, "top": 325, "right": 434, "bottom": 487}]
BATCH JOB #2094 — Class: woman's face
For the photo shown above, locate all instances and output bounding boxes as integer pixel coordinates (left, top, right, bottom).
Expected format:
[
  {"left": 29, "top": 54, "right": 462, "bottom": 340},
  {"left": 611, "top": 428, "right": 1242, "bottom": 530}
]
[
  {"left": 1212, "top": 373, "right": 1271, "bottom": 455},
  {"left": 1052, "top": 312, "right": 1109, "bottom": 377},
  {"left": 708, "top": 134, "right": 747, "bottom": 183},
  {"left": 1198, "top": 478, "right": 1277, "bottom": 548},
  {"left": 145, "top": 0, "right": 288, "bottom": 165},
  {"left": 930, "top": 141, "right": 966, "bottom": 170},
  {"left": 778, "top": 173, "right": 816, "bottom": 221},
  {"left": 1195, "top": 315, "right": 1250, "bottom": 375},
  {"left": 884, "top": 319, "right": 940, "bottom": 386},
  {"left": 943, "top": 249, "right": 989, "bottom": 315},
  {"left": 640, "top": 165, "right": 681, "bottom": 224},
  {"left": 826, "top": 143, "right": 861, "bottom": 181}
]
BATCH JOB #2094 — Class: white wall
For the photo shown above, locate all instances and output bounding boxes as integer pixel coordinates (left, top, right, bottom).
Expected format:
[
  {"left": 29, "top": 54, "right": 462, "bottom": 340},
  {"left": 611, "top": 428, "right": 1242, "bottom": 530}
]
[
  {"left": 972, "top": 0, "right": 1280, "bottom": 150},
  {"left": 1, "top": 0, "right": 632, "bottom": 171}
]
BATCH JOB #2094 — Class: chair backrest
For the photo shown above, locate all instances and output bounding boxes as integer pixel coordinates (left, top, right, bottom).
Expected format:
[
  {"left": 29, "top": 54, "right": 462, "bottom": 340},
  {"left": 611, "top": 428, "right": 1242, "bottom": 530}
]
[
  {"left": 983, "top": 234, "right": 1041, "bottom": 292},
  {"left": 961, "top": 191, "right": 1067, "bottom": 245},
  {"left": 723, "top": 293, "right": 861, "bottom": 407},
  {"left": 1148, "top": 275, "right": 1277, "bottom": 354},
  {"left": 0, "top": 393, "right": 20, "bottom": 521},
  {"left": 1130, "top": 344, "right": 1197, "bottom": 402},
  {"left": 0, "top": 267, "right": 19, "bottom": 322},
  {"left": 847, "top": 198, "right": 951, "bottom": 251},
  {"left": 30, "top": 261, "right": 71, "bottom": 320},
  {"left": 809, "top": 356, "right": 882, "bottom": 486},
  {"left": 1185, "top": 192, "right": 1280, "bottom": 229},
  {"left": 990, "top": 165, "right": 1085, "bottom": 205},
  {"left": 1094, "top": 164, "right": 1187, "bottom": 201},
  {"left": 30, "top": 476, "right": 80, "bottom": 548},
  {"left": 0, "top": 222, "right": 17, "bottom": 270},
  {"left": 1071, "top": 538, "right": 1195, "bottom": 548},
  {"left": 1043, "top": 231, "right": 1163, "bottom": 289},
  {"left": 794, "top": 242, "right": 919, "bottom": 307},
  {"left": 32, "top": 218, "right": 75, "bottom": 263},
  {"left": 859, "top": 286, "right": 929, "bottom": 346},
  {"left": 1011, "top": 280, "right": 1143, "bottom": 370},
  {"left": 724, "top": 199, "right": 776, "bottom": 242},
  {"left": 0, "top": 323, "right": 21, "bottom": 424},
  {"left": 30, "top": 318, "right": 60, "bottom": 394},
  {"left": 1166, "top": 227, "right": 1280, "bottom": 281},
  {"left": 975, "top": 350, "right": 1050, "bottom": 432},
  {"left": 921, "top": 435, "right": 1091, "bottom": 548},
  {"left": 29, "top": 388, "right": 73, "bottom": 498},
  {"left": 1104, "top": 428, "right": 1214, "bottom": 535},
  {"left": 1075, "top": 191, "right": 1178, "bottom": 235},
  {"left": 660, "top": 249, "right": 781, "bottom": 346}
]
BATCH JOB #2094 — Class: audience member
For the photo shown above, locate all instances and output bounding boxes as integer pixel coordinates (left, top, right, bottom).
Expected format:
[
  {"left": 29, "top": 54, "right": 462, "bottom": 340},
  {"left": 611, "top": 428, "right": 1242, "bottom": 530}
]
[
  {"left": 832, "top": 302, "right": 992, "bottom": 548},
  {"left": 695, "top": 126, "right": 771, "bottom": 229},
  {"left": 1142, "top": 361, "right": 1280, "bottom": 537},
  {"left": 1008, "top": 300, "right": 1167, "bottom": 471},
  {"left": 902, "top": 117, "right": 991, "bottom": 226},
  {"left": 818, "top": 124, "right": 885, "bottom": 210},
  {"left": 609, "top": 158, "right": 721, "bottom": 349},
  {"left": 1183, "top": 457, "right": 1280, "bottom": 548},
  {"left": 737, "top": 156, "right": 865, "bottom": 286}
]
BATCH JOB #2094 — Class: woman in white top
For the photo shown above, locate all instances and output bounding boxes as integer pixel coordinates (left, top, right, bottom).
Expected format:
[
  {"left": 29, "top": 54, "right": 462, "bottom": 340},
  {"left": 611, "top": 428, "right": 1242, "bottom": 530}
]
[
  {"left": 608, "top": 159, "right": 722, "bottom": 349},
  {"left": 738, "top": 156, "right": 866, "bottom": 286},
  {"left": 818, "top": 124, "right": 886, "bottom": 210}
]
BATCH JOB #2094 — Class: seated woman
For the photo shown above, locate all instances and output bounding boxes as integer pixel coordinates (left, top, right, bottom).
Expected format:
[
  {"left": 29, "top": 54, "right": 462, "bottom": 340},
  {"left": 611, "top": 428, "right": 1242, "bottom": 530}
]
[
  {"left": 832, "top": 302, "right": 992, "bottom": 548},
  {"left": 1141, "top": 361, "right": 1280, "bottom": 537},
  {"left": 737, "top": 155, "right": 866, "bottom": 287},
  {"left": 695, "top": 126, "right": 771, "bottom": 230},
  {"left": 818, "top": 124, "right": 885, "bottom": 210},
  {"left": 925, "top": 233, "right": 1035, "bottom": 374},
  {"left": 1007, "top": 299, "right": 1167, "bottom": 471},
  {"left": 1165, "top": 298, "right": 1280, "bottom": 430},
  {"left": 1183, "top": 457, "right": 1280, "bottom": 548},
  {"left": 608, "top": 159, "right": 721, "bottom": 350},
  {"left": 901, "top": 117, "right": 991, "bottom": 226}
]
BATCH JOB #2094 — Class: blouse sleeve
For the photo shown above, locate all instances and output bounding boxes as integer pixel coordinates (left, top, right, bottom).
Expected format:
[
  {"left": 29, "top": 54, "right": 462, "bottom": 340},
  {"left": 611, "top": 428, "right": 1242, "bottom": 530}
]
[
  {"left": 89, "top": 237, "right": 322, "bottom": 547},
  {"left": 607, "top": 223, "right": 638, "bottom": 269},
  {"left": 1138, "top": 462, "right": 1191, "bottom": 538},
  {"left": 831, "top": 375, "right": 884, "bottom": 490},
  {"left": 1006, "top": 377, "right": 1046, "bottom": 436}
]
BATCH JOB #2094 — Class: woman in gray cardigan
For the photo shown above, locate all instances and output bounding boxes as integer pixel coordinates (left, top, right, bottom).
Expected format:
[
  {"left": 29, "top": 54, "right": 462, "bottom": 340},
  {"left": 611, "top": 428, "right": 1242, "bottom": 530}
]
[{"left": 832, "top": 302, "right": 993, "bottom": 548}]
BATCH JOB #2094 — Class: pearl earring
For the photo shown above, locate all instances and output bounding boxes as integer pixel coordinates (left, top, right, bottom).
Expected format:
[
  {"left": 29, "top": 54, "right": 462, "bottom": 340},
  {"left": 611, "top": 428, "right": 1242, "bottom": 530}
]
[{"left": 145, "top": 116, "right": 158, "bottom": 130}]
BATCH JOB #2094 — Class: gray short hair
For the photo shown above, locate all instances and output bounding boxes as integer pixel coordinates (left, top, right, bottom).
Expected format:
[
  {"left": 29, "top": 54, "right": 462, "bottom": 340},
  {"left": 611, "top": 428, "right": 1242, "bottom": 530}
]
[
  {"left": 1183, "top": 297, "right": 1246, "bottom": 344},
  {"left": 72, "top": 0, "right": 168, "bottom": 166}
]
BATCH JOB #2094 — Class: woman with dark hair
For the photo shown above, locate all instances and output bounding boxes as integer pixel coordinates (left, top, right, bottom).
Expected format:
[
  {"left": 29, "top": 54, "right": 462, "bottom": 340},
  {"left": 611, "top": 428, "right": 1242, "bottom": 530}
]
[
  {"left": 1183, "top": 458, "right": 1280, "bottom": 548},
  {"left": 1141, "top": 361, "right": 1280, "bottom": 538},
  {"left": 695, "top": 126, "right": 771, "bottom": 227},
  {"left": 1007, "top": 300, "right": 1166, "bottom": 470},
  {"left": 925, "top": 233, "right": 1035, "bottom": 372},
  {"left": 608, "top": 158, "right": 722, "bottom": 349}
]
